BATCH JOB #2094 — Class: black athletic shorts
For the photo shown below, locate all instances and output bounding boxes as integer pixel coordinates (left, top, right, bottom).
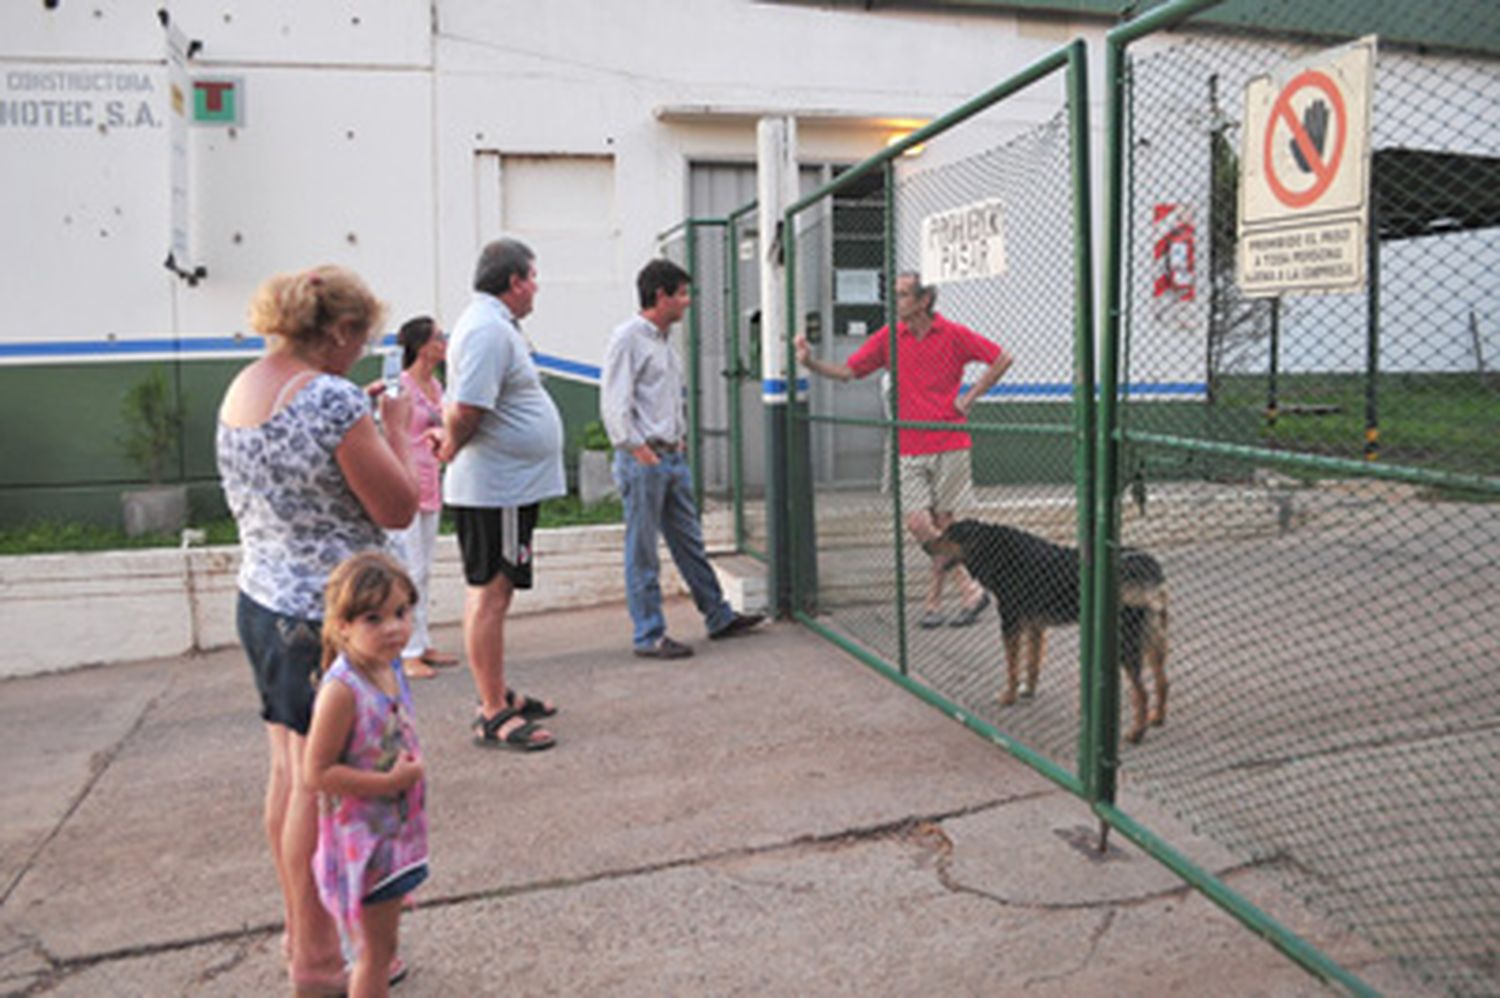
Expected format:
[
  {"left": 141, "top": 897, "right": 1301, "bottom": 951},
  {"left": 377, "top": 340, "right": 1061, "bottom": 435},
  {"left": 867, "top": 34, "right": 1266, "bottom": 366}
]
[{"left": 451, "top": 503, "right": 539, "bottom": 589}]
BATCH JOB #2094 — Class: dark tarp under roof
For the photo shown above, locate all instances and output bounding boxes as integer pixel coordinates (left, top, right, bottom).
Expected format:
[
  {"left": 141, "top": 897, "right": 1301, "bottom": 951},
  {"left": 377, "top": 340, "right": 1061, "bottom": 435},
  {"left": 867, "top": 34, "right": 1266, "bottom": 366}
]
[{"left": 1373, "top": 148, "right": 1500, "bottom": 240}]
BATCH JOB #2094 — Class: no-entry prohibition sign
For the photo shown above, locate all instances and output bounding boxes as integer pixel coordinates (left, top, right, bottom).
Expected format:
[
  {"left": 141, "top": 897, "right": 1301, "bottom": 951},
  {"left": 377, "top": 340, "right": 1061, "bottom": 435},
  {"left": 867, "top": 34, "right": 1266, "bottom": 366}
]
[
  {"left": 1238, "top": 36, "right": 1375, "bottom": 298},
  {"left": 1264, "top": 69, "right": 1347, "bottom": 209}
]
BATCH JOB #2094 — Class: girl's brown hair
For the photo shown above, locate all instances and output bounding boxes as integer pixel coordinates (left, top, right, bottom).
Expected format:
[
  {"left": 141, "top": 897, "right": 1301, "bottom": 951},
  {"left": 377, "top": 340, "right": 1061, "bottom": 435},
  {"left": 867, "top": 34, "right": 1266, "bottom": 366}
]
[
  {"left": 320, "top": 550, "right": 418, "bottom": 671},
  {"left": 247, "top": 264, "right": 385, "bottom": 352}
]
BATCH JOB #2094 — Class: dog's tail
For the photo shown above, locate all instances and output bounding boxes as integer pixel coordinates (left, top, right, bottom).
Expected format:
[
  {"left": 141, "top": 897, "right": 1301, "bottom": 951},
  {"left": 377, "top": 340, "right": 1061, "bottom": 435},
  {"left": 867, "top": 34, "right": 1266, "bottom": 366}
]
[
  {"left": 1120, "top": 553, "right": 1168, "bottom": 657},
  {"left": 1121, "top": 578, "right": 1169, "bottom": 617}
]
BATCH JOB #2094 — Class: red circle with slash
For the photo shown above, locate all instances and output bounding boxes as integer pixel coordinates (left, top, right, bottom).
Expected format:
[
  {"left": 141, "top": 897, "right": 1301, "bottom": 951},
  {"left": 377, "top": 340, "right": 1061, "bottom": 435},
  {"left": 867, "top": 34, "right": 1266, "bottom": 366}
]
[{"left": 1263, "top": 69, "right": 1347, "bottom": 210}]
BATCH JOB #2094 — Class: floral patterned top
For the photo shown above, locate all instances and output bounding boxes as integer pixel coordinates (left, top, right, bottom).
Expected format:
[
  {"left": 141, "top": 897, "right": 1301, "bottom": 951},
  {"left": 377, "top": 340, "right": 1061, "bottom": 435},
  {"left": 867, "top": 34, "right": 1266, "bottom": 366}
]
[
  {"left": 313, "top": 654, "right": 429, "bottom": 946},
  {"left": 216, "top": 374, "right": 389, "bottom": 620}
]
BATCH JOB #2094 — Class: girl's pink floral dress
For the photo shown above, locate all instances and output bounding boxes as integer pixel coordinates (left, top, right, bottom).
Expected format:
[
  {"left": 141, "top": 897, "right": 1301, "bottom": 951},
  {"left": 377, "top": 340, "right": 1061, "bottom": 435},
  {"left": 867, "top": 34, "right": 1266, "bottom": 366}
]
[{"left": 313, "top": 655, "right": 429, "bottom": 944}]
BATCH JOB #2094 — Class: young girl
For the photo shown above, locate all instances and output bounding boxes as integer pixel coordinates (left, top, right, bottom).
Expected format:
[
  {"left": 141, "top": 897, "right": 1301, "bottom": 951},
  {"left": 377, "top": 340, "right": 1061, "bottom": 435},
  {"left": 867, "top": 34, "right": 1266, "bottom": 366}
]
[{"left": 305, "top": 551, "right": 429, "bottom": 997}]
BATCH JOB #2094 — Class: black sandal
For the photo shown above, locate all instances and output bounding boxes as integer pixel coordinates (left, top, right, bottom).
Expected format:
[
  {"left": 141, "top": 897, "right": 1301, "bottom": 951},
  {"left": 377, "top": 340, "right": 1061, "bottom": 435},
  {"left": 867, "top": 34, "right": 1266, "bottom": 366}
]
[
  {"left": 506, "top": 688, "right": 558, "bottom": 720},
  {"left": 472, "top": 707, "right": 555, "bottom": 751}
]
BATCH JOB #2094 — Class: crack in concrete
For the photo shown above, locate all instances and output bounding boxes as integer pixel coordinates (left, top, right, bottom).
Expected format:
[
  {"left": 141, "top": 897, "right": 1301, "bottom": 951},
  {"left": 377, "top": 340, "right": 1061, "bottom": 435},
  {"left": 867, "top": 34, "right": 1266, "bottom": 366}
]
[
  {"left": 0, "top": 674, "right": 175, "bottom": 909},
  {"left": 1020, "top": 908, "right": 1117, "bottom": 987},
  {"left": 0, "top": 932, "right": 52, "bottom": 995},
  {"left": 193, "top": 936, "right": 255, "bottom": 986},
  {"left": 15, "top": 789, "right": 1100, "bottom": 992},
  {"left": 9, "top": 796, "right": 1030, "bottom": 986},
  {"left": 910, "top": 800, "right": 1271, "bottom": 915},
  {"left": 420, "top": 795, "right": 1028, "bottom": 913},
  {"left": 9, "top": 923, "right": 283, "bottom": 996}
]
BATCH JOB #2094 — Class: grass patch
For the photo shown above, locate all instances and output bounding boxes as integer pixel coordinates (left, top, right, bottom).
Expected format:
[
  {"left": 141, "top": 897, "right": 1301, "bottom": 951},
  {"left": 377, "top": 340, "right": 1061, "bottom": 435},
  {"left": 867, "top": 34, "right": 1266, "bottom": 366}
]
[
  {"left": 0, "top": 495, "right": 623, "bottom": 557},
  {"left": 1216, "top": 372, "right": 1500, "bottom": 470},
  {"left": 437, "top": 495, "right": 623, "bottom": 533},
  {"left": 0, "top": 521, "right": 185, "bottom": 555},
  {"left": 539, "top": 494, "right": 624, "bottom": 528}
]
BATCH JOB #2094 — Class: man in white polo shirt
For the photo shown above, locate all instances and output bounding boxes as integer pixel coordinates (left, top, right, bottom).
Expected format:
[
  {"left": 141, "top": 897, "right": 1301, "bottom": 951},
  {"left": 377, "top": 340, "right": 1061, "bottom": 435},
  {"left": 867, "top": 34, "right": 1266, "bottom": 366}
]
[{"left": 439, "top": 237, "right": 563, "bottom": 750}]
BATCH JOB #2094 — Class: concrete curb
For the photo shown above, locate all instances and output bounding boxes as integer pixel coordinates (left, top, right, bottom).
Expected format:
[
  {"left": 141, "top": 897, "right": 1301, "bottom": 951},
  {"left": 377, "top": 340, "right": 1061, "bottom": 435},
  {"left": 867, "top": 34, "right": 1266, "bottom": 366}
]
[{"left": 0, "top": 515, "right": 739, "bottom": 679}]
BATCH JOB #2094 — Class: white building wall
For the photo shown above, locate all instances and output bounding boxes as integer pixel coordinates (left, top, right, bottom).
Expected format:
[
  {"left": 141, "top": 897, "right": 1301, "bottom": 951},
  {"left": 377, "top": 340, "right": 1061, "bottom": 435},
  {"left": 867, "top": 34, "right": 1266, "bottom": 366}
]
[{"left": 1, "top": 0, "right": 1097, "bottom": 374}]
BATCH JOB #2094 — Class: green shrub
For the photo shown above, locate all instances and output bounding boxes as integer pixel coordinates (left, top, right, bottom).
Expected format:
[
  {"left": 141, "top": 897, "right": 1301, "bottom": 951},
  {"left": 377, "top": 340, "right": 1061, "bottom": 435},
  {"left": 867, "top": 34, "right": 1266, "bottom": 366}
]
[
  {"left": 580, "top": 419, "right": 612, "bottom": 452},
  {"left": 119, "top": 368, "right": 183, "bottom": 484}
]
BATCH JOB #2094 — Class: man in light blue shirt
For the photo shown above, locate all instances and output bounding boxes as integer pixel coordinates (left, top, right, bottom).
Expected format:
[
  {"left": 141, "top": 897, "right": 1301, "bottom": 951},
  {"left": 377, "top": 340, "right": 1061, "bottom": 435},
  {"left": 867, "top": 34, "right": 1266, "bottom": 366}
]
[
  {"left": 600, "top": 258, "right": 764, "bottom": 658},
  {"left": 439, "top": 237, "right": 563, "bottom": 750}
]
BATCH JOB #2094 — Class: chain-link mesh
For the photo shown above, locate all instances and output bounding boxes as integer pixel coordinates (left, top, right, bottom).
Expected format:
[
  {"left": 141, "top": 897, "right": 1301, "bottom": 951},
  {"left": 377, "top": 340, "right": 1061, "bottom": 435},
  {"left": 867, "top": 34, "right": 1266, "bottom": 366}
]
[
  {"left": 1117, "top": 11, "right": 1500, "bottom": 994},
  {"left": 795, "top": 179, "right": 903, "bottom": 668},
  {"left": 896, "top": 107, "right": 1085, "bottom": 768},
  {"left": 660, "top": 221, "right": 731, "bottom": 513},
  {"left": 794, "top": 65, "right": 1090, "bottom": 781},
  {"left": 691, "top": 223, "right": 730, "bottom": 503},
  {"left": 665, "top": 210, "right": 774, "bottom": 561},
  {"left": 726, "top": 207, "right": 770, "bottom": 560},
  {"left": 666, "top": 10, "right": 1497, "bottom": 990}
]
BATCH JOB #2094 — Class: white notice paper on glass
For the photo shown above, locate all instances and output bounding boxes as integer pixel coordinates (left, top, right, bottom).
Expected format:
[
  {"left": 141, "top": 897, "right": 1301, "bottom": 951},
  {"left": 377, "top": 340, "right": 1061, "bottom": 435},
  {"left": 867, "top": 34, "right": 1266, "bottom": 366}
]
[{"left": 835, "top": 269, "right": 881, "bottom": 304}]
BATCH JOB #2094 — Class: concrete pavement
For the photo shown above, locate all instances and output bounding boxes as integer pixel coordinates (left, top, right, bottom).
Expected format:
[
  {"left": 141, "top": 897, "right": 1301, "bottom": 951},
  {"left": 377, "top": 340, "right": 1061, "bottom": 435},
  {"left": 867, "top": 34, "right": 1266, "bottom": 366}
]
[{"left": 0, "top": 599, "right": 1429, "bottom": 996}]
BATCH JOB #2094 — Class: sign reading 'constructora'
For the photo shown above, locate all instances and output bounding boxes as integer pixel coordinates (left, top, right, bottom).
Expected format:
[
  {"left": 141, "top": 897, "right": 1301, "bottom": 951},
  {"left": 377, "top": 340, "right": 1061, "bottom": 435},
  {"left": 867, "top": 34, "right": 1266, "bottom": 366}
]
[
  {"left": 0, "top": 69, "right": 243, "bottom": 129},
  {"left": 920, "top": 198, "right": 1008, "bottom": 285},
  {"left": 0, "top": 69, "right": 160, "bottom": 129}
]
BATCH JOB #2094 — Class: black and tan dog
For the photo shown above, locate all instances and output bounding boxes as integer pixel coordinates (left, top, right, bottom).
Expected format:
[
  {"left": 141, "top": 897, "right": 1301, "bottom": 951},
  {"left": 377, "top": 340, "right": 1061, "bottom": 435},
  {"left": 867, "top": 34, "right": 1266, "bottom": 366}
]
[{"left": 926, "top": 520, "right": 1169, "bottom": 743}]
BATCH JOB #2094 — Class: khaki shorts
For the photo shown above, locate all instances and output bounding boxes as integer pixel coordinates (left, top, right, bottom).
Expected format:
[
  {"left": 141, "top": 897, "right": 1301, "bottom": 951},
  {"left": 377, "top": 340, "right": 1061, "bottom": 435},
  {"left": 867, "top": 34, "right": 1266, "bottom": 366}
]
[{"left": 898, "top": 449, "right": 975, "bottom": 516}]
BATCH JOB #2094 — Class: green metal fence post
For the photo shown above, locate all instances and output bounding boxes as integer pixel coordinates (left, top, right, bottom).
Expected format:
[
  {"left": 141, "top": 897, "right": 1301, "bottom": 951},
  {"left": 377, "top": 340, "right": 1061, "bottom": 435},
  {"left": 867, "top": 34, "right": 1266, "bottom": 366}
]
[
  {"left": 726, "top": 211, "right": 747, "bottom": 553},
  {"left": 1364, "top": 207, "right": 1381, "bottom": 460},
  {"left": 1266, "top": 297, "right": 1281, "bottom": 425},
  {"left": 1066, "top": 37, "right": 1098, "bottom": 788},
  {"left": 785, "top": 209, "right": 800, "bottom": 612},
  {"left": 784, "top": 207, "right": 818, "bottom": 615},
  {"left": 1093, "top": 30, "right": 1129, "bottom": 808},
  {"left": 884, "top": 159, "right": 909, "bottom": 675},
  {"left": 761, "top": 118, "right": 800, "bottom": 618},
  {"left": 685, "top": 221, "right": 704, "bottom": 508}
]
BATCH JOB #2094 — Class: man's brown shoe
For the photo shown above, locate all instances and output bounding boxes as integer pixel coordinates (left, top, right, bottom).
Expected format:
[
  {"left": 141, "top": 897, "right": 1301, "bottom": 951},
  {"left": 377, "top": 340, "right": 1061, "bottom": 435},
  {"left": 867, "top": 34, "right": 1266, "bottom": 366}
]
[{"left": 709, "top": 612, "right": 765, "bottom": 640}]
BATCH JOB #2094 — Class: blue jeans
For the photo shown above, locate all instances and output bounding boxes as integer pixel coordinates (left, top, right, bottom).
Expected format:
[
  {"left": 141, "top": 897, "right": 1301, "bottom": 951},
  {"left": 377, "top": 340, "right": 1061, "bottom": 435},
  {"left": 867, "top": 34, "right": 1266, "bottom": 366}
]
[{"left": 613, "top": 450, "right": 734, "bottom": 649}]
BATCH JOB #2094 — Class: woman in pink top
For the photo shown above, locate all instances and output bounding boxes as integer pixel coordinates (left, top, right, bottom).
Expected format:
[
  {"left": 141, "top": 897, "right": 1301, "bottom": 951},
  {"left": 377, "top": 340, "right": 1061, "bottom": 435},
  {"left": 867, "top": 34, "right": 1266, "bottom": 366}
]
[{"left": 393, "top": 316, "right": 457, "bottom": 680}]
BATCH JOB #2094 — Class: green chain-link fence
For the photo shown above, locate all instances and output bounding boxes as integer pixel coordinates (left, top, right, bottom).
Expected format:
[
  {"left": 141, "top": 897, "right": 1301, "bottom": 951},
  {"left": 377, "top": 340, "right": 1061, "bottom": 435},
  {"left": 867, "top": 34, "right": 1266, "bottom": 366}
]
[
  {"left": 659, "top": 3, "right": 1497, "bottom": 991},
  {"left": 724, "top": 201, "right": 770, "bottom": 560},
  {"left": 658, "top": 220, "right": 723, "bottom": 511},
  {"left": 658, "top": 208, "right": 768, "bottom": 558},
  {"left": 1102, "top": 2, "right": 1500, "bottom": 993},
  {"left": 787, "top": 41, "right": 1098, "bottom": 793}
]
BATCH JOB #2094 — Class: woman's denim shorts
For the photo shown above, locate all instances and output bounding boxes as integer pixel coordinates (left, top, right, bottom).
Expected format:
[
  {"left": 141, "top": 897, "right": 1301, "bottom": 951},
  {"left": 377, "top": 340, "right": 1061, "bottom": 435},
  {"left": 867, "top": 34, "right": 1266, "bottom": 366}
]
[{"left": 236, "top": 591, "right": 323, "bottom": 735}]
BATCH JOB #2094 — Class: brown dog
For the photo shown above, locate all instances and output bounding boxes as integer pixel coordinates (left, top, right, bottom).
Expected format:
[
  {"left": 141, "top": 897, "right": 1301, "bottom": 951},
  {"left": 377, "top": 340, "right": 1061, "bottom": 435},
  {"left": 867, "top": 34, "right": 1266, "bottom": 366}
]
[{"left": 926, "top": 520, "right": 1169, "bottom": 743}]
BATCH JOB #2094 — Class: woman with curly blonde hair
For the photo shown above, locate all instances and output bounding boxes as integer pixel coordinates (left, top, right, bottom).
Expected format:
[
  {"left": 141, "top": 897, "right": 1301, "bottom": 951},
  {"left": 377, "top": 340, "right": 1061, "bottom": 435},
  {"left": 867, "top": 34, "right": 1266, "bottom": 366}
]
[{"left": 217, "top": 264, "right": 418, "bottom": 994}]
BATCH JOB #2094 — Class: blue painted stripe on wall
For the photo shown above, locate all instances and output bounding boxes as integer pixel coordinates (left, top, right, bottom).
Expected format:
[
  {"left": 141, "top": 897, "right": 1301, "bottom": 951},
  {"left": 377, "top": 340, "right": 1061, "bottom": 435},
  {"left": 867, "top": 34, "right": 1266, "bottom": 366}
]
[
  {"left": 976, "top": 380, "right": 1208, "bottom": 397},
  {"left": 761, "top": 377, "right": 810, "bottom": 396},
  {"left": 534, "top": 352, "right": 602, "bottom": 381},
  {"left": 1116, "top": 381, "right": 1207, "bottom": 396},
  {"left": 0, "top": 336, "right": 267, "bottom": 357},
  {"left": 0, "top": 338, "right": 1208, "bottom": 399},
  {"left": 0, "top": 333, "right": 404, "bottom": 360}
]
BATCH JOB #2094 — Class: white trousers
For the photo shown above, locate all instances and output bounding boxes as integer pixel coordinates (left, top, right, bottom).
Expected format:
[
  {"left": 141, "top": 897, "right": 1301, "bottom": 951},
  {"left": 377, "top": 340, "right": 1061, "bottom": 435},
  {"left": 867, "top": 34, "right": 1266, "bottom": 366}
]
[{"left": 396, "top": 509, "right": 440, "bottom": 659}]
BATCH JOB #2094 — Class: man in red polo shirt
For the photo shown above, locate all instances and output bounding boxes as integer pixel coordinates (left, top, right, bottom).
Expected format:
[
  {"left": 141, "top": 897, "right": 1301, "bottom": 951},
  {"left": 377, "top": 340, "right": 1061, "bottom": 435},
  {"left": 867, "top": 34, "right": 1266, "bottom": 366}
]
[{"left": 795, "top": 272, "right": 1012, "bottom": 628}]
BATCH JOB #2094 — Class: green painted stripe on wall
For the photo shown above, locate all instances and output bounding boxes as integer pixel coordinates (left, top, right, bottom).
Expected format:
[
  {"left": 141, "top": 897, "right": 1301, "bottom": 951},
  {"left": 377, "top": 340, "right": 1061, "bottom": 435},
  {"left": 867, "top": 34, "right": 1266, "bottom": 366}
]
[{"left": 0, "top": 358, "right": 606, "bottom": 528}]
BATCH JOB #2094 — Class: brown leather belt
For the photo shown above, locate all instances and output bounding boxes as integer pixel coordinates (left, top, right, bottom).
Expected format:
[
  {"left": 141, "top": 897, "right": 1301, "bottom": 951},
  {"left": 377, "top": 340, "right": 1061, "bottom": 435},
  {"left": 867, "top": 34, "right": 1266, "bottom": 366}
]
[{"left": 645, "top": 438, "right": 684, "bottom": 454}]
